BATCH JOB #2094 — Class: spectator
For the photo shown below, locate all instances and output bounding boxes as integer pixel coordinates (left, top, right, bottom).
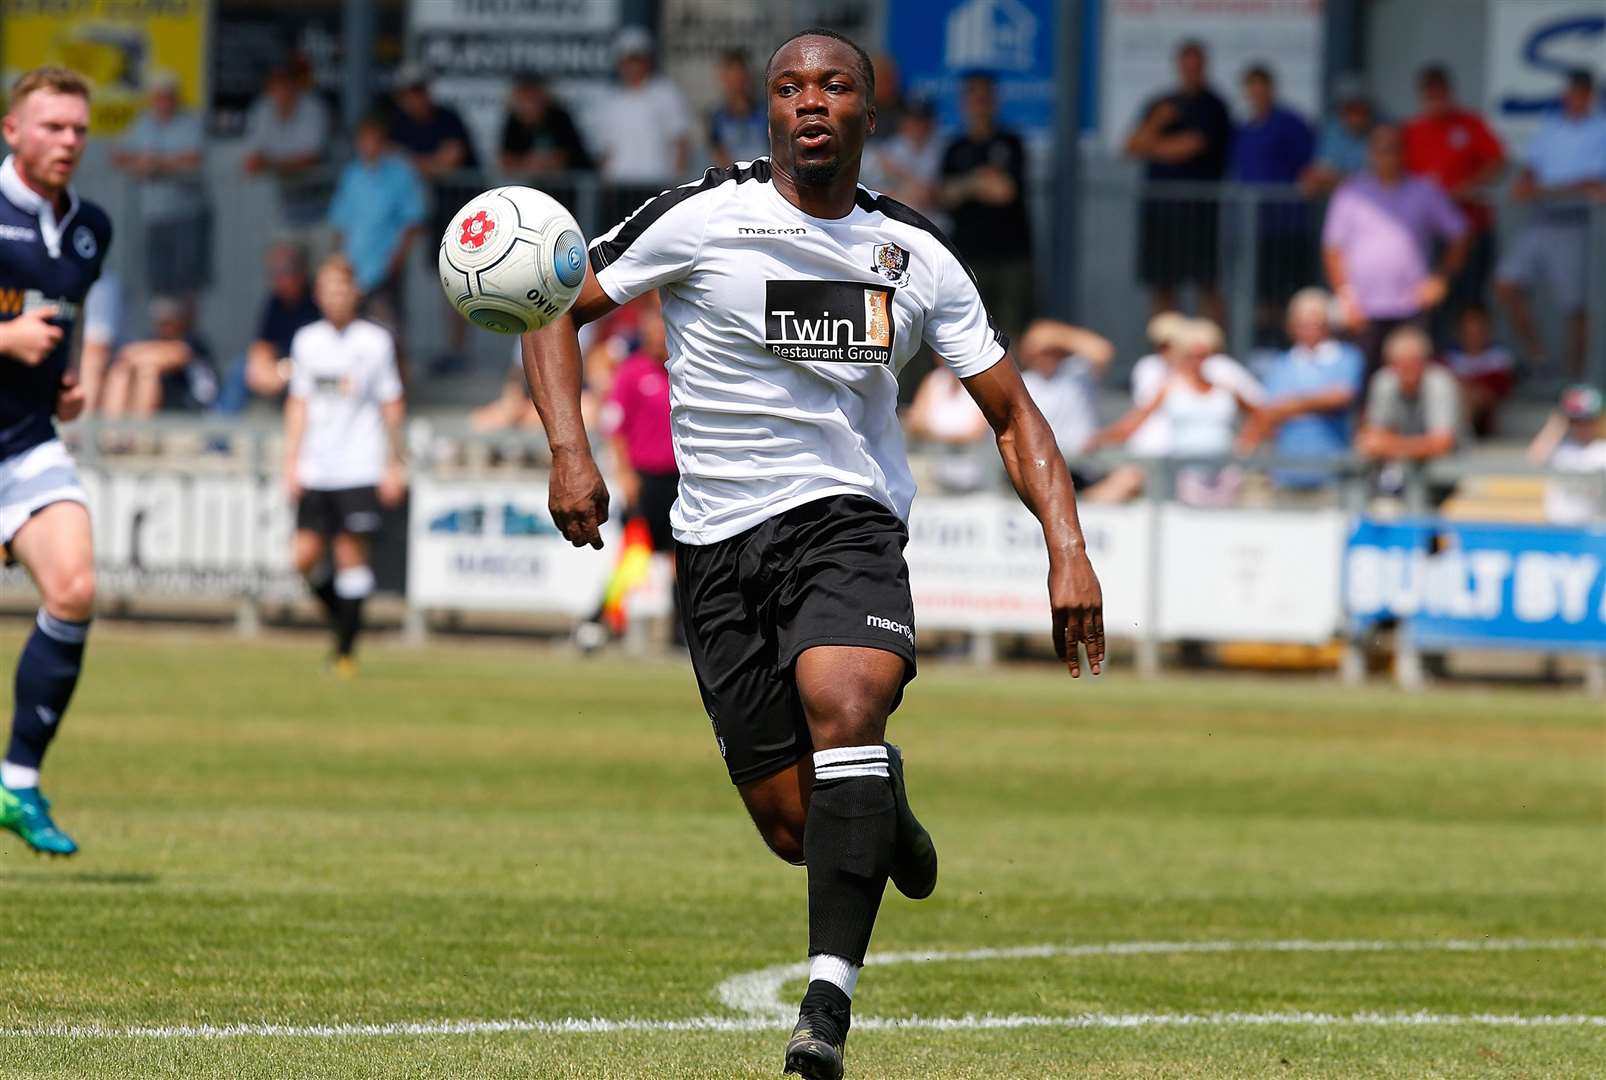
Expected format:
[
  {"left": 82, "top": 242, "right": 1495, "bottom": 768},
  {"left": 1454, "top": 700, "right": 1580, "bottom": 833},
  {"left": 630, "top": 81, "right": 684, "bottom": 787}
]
[
  {"left": 905, "top": 364, "right": 992, "bottom": 493},
  {"left": 240, "top": 61, "right": 332, "bottom": 224},
  {"left": 869, "top": 52, "right": 905, "bottom": 143},
  {"left": 1128, "top": 309, "right": 1263, "bottom": 460},
  {"left": 470, "top": 345, "right": 543, "bottom": 435},
  {"left": 1229, "top": 64, "right": 1316, "bottom": 336},
  {"left": 708, "top": 50, "right": 767, "bottom": 169},
  {"left": 591, "top": 27, "right": 692, "bottom": 188},
  {"left": 1355, "top": 325, "right": 1460, "bottom": 470},
  {"left": 111, "top": 70, "right": 209, "bottom": 297},
  {"left": 76, "top": 272, "right": 125, "bottom": 415},
  {"left": 1123, "top": 40, "right": 1233, "bottom": 324},
  {"left": 941, "top": 72, "right": 1033, "bottom": 342},
  {"left": 213, "top": 241, "right": 321, "bottom": 415},
  {"left": 602, "top": 295, "right": 677, "bottom": 554},
  {"left": 1301, "top": 74, "right": 1380, "bottom": 196},
  {"left": 97, "top": 296, "right": 217, "bottom": 418},
  {"left": 1496, "top": 68, "right": 1606, "bottom": 380},
  {"left": 1444, "top": 304, "right": 1515, "bottom": 438},
  {"left": 1092, "top": 319, "right": 1258, "bottom": 506},
  {"left": 1402, "top": 65, "right": 1505, "bottom": 322},
  {"left": 1015, "top": 320, "right": 1115, "bottom": 475},
  {"left": 864, "top": 95, "right": 948, "bottom": 229},
  {"left": 1322, "top": 124, "right": 1469, "bottom": 374},
  {"left": 326, "top": 112, "right": 427, "bottom": 356},
  {"left": 388, "top": 64, "right": 481, "bottom": 372},
  {"left": 499, "top": 72, "right": 592, "bottom": 179},
  {"left": 1527, "top": 384, "right": 1606, "bottom": 524},
  {"left": 1237, "top": 288, "right": 1364, "bottom": 489}
]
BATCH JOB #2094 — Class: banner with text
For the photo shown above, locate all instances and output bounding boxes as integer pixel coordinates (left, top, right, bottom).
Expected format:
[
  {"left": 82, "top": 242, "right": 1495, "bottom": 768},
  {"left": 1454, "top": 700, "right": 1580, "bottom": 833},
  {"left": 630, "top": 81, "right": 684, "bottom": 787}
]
[
  {"left": 1485, "top": 0, "right": 1606, "bottom": 147},
  {"left": 1346, "top": 518, "right": 1606, "bottom": 652}
]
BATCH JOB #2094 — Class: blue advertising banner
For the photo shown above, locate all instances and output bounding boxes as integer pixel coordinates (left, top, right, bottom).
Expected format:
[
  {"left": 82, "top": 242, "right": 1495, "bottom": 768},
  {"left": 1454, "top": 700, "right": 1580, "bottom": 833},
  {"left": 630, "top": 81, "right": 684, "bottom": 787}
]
[
  {"left": 886, "top": 0, "right": 1058, "bottom": 135},
  {"left": 1346, "top": 518, "right": 1606, "bottom": 652}
]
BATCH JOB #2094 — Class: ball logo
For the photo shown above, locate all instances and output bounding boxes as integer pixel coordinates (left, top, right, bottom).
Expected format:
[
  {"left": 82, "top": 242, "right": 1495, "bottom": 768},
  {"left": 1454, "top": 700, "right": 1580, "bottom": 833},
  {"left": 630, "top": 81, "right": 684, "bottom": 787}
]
[
  {"left": 72, "top": 225, "right": 97, "bottom": 260},
  {"left": 458, "top": 209, "right": 496, "bottom": 250},
  {"left": 552, "top": 229, "right": 585, "bottom": 289}
]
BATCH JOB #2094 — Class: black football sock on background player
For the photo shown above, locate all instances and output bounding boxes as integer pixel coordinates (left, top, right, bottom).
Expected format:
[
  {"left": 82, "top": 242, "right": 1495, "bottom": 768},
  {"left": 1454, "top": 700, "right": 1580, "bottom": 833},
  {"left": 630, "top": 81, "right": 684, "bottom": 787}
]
[
  {"left": 332, "top": 566, "right": 374, "bottom": 659},
  {"left": 3, "top": 610, "right": 89, "bottom": 789}
]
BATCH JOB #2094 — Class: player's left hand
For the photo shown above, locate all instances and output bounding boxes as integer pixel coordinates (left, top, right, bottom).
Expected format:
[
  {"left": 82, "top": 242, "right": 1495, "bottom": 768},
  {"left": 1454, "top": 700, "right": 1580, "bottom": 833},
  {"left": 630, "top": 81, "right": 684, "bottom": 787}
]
[
  {"left": 379, "top": 463, "right": 407, "bottom": 508},
  {"left": 1050, "top": 552, "right": 1104, "bottom": 679},
  {"left": 55, "top": 373, "right": 86, "bottom": 422}
]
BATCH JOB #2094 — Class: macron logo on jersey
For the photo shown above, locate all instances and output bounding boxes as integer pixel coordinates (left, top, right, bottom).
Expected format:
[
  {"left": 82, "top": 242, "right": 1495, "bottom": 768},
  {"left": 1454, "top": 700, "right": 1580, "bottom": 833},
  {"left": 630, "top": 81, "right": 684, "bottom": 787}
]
[
  {"left": 765, "top": 280, "right": 895, "bottom": 365},
  {"left": 866, "top": 614, "right": 914, "bottom": 644},
  {"left": 738, "top": 226, "right": 806, "bottom": 236}
]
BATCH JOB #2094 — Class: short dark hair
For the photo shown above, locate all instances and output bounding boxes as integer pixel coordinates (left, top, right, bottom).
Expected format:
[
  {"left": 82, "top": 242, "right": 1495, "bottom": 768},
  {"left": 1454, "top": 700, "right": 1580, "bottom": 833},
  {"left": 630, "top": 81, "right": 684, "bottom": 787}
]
[
  {"left": 1568, "top": 67, "right": 1596, "bottom": 92},
  {"left": 960, "top": 70, "right": 997, "bottom": 89},
  {"left": 1419, "top": 64, "right": 1451, "bottom": 89},
  {"left": 356, "top": 110, "right": 390, "bottom": 135},
  {"left": 765, "top": 27, "right": 875, "bottom": 97},
  {"left": 1243, "top": 64, "right": 1274, "bottom": 86},
  {"left": 720, "top": 48, "right": 749, "bottom": 67},
  {"left": 513, "top": 71, "right": 548, "bottom": 91},
  {"left": 1177, "top": 39, "right": 1206, "bottom": 58}
]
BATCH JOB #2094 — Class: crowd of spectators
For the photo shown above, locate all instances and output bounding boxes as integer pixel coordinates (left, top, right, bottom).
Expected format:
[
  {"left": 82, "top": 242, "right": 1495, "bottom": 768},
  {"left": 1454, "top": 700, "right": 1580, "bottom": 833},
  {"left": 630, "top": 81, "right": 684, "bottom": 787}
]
[{"left": 68, "top": 27, "right": 1604, "bottom": 524}]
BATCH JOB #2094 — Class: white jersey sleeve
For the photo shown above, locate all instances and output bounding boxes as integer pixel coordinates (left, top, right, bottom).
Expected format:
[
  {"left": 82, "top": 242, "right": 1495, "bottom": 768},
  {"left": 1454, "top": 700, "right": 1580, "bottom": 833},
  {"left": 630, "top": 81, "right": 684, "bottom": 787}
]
[
  {"left": 368, "top": 327, "right": 403, "bottom": 404},
  {"left": 587, "top": 174, "right": 720, "bottom": 305},
  {"left": 924, "top": 242, "right": 1006, "bottom": 379},
  {"left": 287, "top": 326, "right": 315, "bottom": 399}
]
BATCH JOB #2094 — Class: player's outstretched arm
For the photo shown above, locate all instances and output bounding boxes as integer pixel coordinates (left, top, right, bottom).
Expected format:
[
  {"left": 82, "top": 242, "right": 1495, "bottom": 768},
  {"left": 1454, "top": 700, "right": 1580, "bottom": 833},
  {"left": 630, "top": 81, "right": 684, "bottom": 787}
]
[
  {"left": 521, "top": 263, "right": 619, "bottom": 549},
  {"left": 962, "top": 360, "right": 1104, "bottom": 678}
]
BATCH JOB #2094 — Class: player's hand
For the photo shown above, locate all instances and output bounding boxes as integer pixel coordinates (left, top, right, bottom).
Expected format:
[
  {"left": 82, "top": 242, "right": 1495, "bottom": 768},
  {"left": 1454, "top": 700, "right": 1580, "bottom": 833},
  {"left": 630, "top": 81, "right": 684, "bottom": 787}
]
[
  {"left": 55, "top": 373, "right": 87, "bottom": 422},
  {"left": 379, "top": 463, "right": 407, "bottom": 508},
  {"left": 285, "top": 466, "right": 303, "bottom": 501},
  {"left": 1050, "top": 552, "right": 1104, "bottom": 679},
  {"left": 1, "top": 307, "right": 64, "bottom": 365},
  {"left": 549, "top": 447, "right": 610, "bottom": 549}
]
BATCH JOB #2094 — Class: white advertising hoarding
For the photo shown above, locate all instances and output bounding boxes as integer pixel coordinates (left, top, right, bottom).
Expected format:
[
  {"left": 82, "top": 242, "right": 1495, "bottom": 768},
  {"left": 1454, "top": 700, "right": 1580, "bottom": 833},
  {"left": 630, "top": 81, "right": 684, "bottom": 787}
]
[
  {"left": 1100, "top": 0, "right": 1324, "bottom": 150},
  {"left": 1485, "top": 1, "right": 1606, "bottom": 147}
]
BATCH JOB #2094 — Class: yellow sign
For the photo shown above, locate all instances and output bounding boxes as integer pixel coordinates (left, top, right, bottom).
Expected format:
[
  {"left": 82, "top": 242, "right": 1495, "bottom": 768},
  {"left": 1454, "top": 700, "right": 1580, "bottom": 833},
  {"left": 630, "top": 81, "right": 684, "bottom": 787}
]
[{"left": 1, "top": 0, "right": 209, "bottom": 137}]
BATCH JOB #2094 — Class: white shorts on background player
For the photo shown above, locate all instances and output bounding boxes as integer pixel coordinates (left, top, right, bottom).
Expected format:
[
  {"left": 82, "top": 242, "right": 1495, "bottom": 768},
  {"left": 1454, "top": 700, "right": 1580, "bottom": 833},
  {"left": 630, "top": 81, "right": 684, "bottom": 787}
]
[
  {"left": 0, "top": 439, "right": 85, "bottom": 548},
  {"left": 588, "top": 159, "right": 1006, "bottom": 545},
  {"left": 288, "top": 318, "right": 403, "bottom": 491}
]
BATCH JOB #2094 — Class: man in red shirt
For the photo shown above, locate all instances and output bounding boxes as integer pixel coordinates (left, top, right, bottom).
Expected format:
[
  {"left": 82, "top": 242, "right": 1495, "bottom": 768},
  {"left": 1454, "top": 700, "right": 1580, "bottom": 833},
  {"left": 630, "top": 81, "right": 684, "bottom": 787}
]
[{"left": 1402, "top": 65, "right": 1505, "bottom": 326}]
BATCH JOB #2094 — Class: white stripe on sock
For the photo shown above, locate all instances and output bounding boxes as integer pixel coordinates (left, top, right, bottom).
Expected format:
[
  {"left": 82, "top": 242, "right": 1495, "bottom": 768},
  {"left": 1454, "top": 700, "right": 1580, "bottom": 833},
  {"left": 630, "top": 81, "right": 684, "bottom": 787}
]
[
  {"left": 36, "top": 609, "right": 89, "bottom": 644},
  {"left": 809, "top": 953, "right": 861, "bottom": 999},
  {"left": 813, "top": 763, "right": 890, "bottom": 781},
  {"left": 812, "top": 746, "right": 889, "bottom": 768}
]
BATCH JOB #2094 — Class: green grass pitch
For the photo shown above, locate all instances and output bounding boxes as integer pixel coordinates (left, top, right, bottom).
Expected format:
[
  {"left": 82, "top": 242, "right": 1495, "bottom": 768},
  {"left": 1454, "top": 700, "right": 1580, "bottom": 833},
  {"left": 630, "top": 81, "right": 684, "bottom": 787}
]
[{"left": 1, "top": 627, "right": 1602, "bottom": 1078}]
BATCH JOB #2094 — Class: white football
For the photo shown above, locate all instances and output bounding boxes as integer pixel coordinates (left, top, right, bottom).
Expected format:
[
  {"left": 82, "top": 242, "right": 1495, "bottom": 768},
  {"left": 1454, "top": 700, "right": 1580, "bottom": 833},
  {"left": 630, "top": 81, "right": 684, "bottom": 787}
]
[{"left": 438, "top": 186, "right": 587, "bottom": 335}]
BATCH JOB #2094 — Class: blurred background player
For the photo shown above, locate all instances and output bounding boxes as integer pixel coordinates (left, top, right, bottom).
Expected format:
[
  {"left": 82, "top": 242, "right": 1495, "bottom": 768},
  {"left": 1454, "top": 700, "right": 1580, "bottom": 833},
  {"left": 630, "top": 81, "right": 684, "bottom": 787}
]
[
  {"left": 283, "top": 255, "right": 406, "bottom": 675},
  {"left": 0, "top": 67, "right": 113, "bottom": 856}
]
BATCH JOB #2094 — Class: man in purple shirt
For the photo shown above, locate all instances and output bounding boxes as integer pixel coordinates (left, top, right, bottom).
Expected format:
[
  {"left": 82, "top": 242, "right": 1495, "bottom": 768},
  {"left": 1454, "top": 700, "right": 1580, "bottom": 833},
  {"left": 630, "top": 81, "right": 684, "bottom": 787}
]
[
  {"left": 1230, "top": 64, "right": 1316, "bottom": 338},
  {"left": 1322, "top": 123, "right": 1468, "bottom": 375}
]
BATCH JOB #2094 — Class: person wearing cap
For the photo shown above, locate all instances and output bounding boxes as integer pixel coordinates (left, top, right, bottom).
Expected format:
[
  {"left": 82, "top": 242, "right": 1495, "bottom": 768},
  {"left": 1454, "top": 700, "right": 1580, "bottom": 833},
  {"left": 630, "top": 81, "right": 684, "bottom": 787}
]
[
  {"left": 1496, "top": 68, "right": 1606, "bottom": 380},
  {"left": 240, "top": 59, "right": 331, "bottom": 224},
  {"left": 707, "top": 50, "right": 767, "bottom": 169},
  {"left": 1301, "top": 74, "right": 1381, "bottom": 195},
  {"left": 591, "top": 27, "right": 692, "bottom": 194},
  {"left": 95, "top": 295, "right": 217, "bottom": 418},
  {"left": 111, "top": 70, "right": 209, "bottom": 297},
  {"left": 1527, "top": 384, "right": 1606, "bottom": 524},
  {"left": 863, "top": 93, "right": 947, "bottom": 230}
]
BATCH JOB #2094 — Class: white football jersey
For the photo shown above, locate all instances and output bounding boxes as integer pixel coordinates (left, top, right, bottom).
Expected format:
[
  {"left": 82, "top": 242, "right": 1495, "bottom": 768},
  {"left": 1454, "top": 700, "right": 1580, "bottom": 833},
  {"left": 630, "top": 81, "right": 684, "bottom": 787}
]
[
  {"left": 589, "top": 159, "right": 1007, "bottom": 545},
  {"left": 288, "top": 318, "right": 403, "bottom": 491}
]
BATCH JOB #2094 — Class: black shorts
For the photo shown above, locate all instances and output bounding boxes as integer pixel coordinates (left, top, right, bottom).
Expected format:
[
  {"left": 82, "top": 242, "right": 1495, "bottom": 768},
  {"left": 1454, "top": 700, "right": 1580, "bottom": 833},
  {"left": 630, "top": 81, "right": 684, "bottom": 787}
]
[
  {"left": 675, "top": 494, "right": 918, "bottom": 786},
  {"left": 1139, "top": 196, "right": 1220, "bottom": 288},
  {"left": 634, "top": 469, "right": 678, "bottom": 553},
  {"left": 296, "top": 486, "right": 383, "bottom": 537}
]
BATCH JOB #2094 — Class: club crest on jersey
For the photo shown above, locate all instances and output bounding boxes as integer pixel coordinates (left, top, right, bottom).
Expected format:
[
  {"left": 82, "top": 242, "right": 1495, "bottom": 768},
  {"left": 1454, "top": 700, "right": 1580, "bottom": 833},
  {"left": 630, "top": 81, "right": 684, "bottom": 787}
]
[
  {"left": 73, "top": 225, "right": 97, "bottom": 259},
  {"left": 870, "top": 242, "right": 910, "bottom": 286},
  {"left": 765, "top": 280, "right": 895, "bottom": 365}
]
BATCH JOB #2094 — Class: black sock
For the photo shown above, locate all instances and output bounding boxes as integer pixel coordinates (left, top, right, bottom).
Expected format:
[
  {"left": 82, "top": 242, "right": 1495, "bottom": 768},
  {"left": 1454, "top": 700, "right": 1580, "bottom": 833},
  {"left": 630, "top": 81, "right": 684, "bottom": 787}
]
[
  {"left": 6, "top": 610, "right": 90, "bottom": 779},
  {"left": 309, "top": 576, "right": 339, "bottom": 621},
  {"left": 334, "top": 597, "right": 364, "bottom": 658},
  {"left": 805, "top": 746, "right": 897, "bottom": 969}
]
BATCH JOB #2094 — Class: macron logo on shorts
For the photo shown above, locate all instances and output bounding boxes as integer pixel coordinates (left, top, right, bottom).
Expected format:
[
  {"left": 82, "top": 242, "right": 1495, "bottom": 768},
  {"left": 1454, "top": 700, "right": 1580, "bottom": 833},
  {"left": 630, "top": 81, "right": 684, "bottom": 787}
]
[{"left": 866, "top": 614, "right": 914, "bottom": 644}]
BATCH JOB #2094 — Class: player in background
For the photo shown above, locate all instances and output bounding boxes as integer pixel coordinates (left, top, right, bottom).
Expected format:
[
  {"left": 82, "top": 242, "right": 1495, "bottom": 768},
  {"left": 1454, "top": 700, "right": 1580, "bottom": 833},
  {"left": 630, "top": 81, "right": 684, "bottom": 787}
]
[
  {"left": 283, "top": 255, "right": 405, "bottom": 676},
  {"left": 523, "top": 30, "right": 1103, "bottom": 1079},
  {"left": 0, "top": 68, "right": 112, "bottom": 857}
]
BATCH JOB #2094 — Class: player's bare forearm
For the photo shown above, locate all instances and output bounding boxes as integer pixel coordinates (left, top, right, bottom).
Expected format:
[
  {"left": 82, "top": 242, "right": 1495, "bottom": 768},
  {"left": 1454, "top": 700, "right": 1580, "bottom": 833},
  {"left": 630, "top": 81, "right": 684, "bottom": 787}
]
[
  {"left": 962, "top": 360, "right": 1104, "bottom": 677},
  {"left": 521, "top": 263, "right": 618, "bottom": 548},
  {"left": 381, "top": 399, "right": 407, "bottom": 466}
]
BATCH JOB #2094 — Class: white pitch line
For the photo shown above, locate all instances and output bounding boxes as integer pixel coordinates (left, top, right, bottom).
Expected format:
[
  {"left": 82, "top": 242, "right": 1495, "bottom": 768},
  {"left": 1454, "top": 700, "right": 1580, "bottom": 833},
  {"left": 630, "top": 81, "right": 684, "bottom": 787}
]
[
  {"left": 8, "top": 938, "right": 1603, "bottom": 1040},
  {"left": 717, "top": 937, "right": 1606, "bottom": 1019},
  {"left": 4, "top": 1012, "right": 1605, "bottom": 1040}
]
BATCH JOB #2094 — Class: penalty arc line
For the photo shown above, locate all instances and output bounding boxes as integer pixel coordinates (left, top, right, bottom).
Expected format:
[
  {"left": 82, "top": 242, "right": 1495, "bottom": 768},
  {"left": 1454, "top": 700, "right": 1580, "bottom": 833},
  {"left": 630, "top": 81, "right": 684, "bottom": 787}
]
[{"left": 6, "top": 938, "right": 1603, "bottom": 1040}]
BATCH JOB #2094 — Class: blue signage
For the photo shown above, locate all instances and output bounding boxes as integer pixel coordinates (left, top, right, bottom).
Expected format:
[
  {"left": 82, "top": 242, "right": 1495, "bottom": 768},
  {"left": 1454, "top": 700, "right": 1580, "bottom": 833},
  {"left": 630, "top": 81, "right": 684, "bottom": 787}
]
[
  {"left": 1346, "top": 518, "right": 1606, "bottom": 653},
  {"left": 886, "top": 0, "right": 1058, "bottom": 135}
]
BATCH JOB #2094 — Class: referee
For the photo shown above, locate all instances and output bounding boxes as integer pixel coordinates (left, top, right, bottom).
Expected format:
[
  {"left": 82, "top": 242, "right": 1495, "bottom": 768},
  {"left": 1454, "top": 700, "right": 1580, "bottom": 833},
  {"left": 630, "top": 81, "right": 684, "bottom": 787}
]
[{"left": 524, "top": 29, "right": 1103, "bottom": 1079}]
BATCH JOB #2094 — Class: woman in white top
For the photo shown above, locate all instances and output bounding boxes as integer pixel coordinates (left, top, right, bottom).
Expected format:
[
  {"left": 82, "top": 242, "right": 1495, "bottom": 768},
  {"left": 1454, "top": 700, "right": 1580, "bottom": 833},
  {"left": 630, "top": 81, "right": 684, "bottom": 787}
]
[{"left": 1089, "top": 319, "right": 1262, "bottom": 506}]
